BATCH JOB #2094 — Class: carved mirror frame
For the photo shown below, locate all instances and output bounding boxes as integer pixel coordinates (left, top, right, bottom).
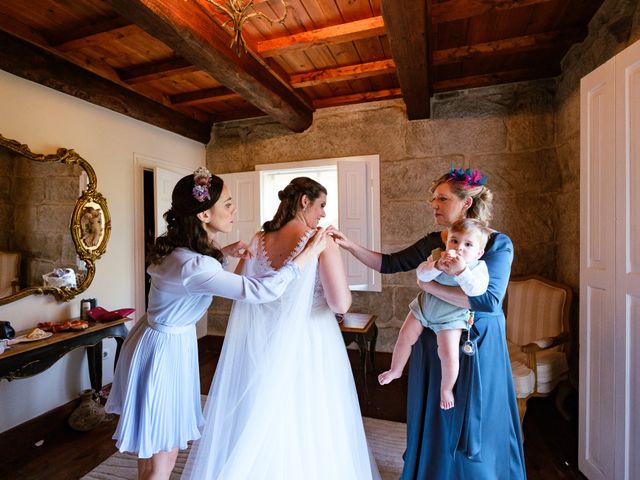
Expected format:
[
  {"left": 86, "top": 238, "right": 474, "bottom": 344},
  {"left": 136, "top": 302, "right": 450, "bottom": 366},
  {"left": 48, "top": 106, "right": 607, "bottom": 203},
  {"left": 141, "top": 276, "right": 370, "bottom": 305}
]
[{"left": 0, "top": 133, "right": 111, "bottom": 305}]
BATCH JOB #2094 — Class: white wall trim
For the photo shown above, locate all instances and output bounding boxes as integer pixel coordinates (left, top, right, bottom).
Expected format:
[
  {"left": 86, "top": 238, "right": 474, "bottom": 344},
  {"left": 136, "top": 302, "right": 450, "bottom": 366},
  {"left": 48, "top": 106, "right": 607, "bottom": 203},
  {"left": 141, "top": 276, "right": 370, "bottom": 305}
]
[{"left": 132, "top": 154, "right": 193, "bottom": 321}]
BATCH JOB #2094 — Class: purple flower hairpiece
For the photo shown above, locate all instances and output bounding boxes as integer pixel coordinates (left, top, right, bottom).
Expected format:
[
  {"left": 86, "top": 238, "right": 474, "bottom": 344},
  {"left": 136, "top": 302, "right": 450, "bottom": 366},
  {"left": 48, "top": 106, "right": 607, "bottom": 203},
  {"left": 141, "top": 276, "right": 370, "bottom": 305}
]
[
  {"left": 449, "top": 167, "right": 487, "bottom": 187},
  {"left": 192, "top": 166, "right": 212, "bottom": 202}
]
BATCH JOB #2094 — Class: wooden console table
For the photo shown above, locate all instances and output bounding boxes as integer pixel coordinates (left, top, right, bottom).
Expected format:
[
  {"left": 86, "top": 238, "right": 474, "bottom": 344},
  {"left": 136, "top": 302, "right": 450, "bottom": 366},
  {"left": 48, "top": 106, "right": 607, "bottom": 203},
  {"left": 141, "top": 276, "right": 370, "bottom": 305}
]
[
  {"left": 0, "top": 317, "right": 129, "bottom": 393},
  {"left": 340, "top": 313, "right": 377, "bottom": 401}
]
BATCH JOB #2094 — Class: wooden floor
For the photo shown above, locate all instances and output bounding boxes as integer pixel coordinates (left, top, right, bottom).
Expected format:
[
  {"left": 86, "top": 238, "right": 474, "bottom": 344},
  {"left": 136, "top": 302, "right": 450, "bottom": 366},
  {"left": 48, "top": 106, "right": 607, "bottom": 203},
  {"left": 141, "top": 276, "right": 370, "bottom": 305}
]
[{"left": 1, "top": 335, "right": 585, "bottom": 480}]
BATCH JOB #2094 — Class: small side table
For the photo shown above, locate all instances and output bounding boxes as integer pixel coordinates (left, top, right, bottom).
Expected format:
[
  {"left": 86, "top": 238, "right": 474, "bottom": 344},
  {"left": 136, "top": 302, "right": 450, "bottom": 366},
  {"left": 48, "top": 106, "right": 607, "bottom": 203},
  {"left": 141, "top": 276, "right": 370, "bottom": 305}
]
[
  {"left": 0, "top": 318, "right": 128, "bottom": 393},
  {"left": 339, "top": 313, "right": 378, "bottom": 401}
]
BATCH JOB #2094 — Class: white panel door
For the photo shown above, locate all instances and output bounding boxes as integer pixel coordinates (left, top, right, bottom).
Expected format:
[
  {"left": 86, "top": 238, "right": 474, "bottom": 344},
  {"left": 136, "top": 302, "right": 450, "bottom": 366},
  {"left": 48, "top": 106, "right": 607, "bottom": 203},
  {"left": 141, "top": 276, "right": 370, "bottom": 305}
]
[
  {"left": 217, "top": 172, "right": 260, "bottom": 272},
  {"left": 580, "top": 56, "right": 617, "bottom": 480},
  {"left": 337, "top": 159, "right": 382, "bottom": 291},
  {"left": 338, "top": 160, "right": 369, "bottom": 288},
  {"left": 615, "top": 38, "right": 640, "bottom": 480},
  {"left": 154, "top": 167, "right": 183, "bottom": 238}
]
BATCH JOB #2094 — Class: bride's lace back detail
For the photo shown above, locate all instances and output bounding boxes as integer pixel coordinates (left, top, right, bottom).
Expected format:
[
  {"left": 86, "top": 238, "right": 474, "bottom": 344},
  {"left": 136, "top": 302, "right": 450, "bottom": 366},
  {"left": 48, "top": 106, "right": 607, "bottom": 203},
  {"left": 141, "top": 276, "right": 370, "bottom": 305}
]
[
  {"left": 257, "top": 229, "right": 312, "bottom": 271},
  {"left": 249, "top": 230, "right": 328, "bottom": 312},
  {"left": 252, "top": 233, "right": 274, "bottom": 276}
]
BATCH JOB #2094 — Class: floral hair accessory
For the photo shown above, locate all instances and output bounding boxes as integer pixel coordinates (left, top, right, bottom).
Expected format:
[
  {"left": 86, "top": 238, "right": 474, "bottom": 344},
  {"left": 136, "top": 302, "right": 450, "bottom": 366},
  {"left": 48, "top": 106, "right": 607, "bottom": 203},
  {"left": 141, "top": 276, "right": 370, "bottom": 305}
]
[
  {"left": 449, "top": 167, "right": 487, "bottom": 187},
  {"left": 192, "top": 166, "right": 212, "bottom": 202}
]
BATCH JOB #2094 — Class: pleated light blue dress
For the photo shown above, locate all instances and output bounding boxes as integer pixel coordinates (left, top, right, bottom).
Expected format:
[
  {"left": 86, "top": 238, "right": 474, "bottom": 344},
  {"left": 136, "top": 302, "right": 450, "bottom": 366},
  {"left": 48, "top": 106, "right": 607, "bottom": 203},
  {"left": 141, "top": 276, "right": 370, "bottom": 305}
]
[
  {"left": 105, "top": 248, "right": 300, "bottom": 459},
  {"left": 382, "top": 232, "right": 526, "bottom": 479}
]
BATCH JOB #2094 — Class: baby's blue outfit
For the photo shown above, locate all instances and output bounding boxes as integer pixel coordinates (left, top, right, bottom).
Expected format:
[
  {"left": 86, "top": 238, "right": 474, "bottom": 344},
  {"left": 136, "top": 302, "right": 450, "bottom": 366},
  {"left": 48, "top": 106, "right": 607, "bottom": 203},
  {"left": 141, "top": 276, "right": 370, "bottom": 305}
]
[{"left": 410, "top": 261, "right": 482, "bottom": 333}]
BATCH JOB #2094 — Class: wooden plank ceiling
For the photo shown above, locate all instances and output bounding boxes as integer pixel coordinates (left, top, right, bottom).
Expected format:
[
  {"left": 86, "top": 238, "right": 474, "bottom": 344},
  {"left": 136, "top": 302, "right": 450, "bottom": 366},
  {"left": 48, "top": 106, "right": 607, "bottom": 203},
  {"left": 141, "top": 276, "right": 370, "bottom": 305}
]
[{"left": 0, "top": 0, "right": 604, "bottom": 143}]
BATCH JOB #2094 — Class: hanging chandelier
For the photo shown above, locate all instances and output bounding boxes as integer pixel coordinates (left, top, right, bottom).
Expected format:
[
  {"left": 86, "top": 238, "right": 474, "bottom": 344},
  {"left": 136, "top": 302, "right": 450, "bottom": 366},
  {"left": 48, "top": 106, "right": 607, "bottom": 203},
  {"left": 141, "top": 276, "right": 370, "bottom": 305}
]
[{"left": 206, "top": 0, "right": 289, "bottom": 56}]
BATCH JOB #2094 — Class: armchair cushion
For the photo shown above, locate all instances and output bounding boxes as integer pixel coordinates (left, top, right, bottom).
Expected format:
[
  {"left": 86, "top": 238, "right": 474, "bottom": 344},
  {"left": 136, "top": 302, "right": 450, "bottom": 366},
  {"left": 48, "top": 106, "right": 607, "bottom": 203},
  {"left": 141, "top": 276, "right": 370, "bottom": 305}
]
[
  {"left": 511, "top": 360, "right": 535, "bottom": 398},
  {"left": 535, "top": 350, "right": 568, "bottom": 391},
  {"left": 507, "top": 339, "right": 569, "bottom": 395}
]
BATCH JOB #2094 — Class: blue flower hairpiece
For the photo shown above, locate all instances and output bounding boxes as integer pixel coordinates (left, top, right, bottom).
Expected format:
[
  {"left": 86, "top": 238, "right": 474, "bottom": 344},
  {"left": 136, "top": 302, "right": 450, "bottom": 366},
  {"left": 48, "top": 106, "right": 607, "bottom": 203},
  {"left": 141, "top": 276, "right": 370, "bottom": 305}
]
[
  {"left": 449, "top": 167, "right": 487, "bottom": 187},
  {"left": 192, "top": 166, "right": 212, "bottom": 202}
]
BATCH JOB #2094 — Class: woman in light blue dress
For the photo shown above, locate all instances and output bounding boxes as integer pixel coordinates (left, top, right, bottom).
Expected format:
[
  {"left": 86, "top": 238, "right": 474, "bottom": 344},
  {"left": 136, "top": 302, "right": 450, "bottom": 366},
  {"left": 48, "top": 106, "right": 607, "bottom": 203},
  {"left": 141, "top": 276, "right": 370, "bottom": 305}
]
[{"left": 105, "top": 168, "right": 327, "bottom": 480}]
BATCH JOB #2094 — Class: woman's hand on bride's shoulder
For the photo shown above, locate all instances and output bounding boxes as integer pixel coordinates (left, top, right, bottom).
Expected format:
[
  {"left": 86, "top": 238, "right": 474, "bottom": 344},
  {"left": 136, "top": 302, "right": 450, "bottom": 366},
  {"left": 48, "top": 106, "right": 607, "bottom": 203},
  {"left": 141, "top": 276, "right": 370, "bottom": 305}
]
[
  {"left": 323, "top": 233, "right": 340, "bottom": 252},
  {"left": 326, "top": 226, "right": 354, "bottom": 250},
  {"left": 291, "top": 227, "right": 328, "bottom": 268},
  {"left": 222, "top": 240, "right": 253, "bottom": 259}
]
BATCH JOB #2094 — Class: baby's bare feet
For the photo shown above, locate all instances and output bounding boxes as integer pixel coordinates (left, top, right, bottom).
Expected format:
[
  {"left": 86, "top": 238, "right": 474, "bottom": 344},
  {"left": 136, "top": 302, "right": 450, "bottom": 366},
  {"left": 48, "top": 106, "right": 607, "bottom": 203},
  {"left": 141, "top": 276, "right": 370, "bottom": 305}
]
[
  {"left": 440, "top": 388, "right": 455, "bottom": 410},
  {"left": 378, "top": 370, "right": 401, "bottom": 385}
]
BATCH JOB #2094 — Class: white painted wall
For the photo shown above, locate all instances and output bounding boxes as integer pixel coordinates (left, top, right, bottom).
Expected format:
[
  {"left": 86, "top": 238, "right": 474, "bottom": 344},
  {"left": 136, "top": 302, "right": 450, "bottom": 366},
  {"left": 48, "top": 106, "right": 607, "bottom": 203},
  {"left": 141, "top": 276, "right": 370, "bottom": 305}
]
[{"left": 0, "top": 70, "right": 205, "bottom": 432}]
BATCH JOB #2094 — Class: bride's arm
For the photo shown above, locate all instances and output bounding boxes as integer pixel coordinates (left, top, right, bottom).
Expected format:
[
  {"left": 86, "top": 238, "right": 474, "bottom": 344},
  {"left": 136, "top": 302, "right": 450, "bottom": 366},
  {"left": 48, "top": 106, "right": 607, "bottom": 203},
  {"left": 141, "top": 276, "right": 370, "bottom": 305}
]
[{"left": 318, "top": 237, "right": 352, "bottom": 314}]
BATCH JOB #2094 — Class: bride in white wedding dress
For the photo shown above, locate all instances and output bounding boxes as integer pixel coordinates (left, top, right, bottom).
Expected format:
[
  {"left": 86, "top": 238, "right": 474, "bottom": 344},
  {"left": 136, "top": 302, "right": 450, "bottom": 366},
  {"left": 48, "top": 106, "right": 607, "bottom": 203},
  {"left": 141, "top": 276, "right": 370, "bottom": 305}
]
[{"left": 183, "top": 177, "right": 380, "bottom": 480}]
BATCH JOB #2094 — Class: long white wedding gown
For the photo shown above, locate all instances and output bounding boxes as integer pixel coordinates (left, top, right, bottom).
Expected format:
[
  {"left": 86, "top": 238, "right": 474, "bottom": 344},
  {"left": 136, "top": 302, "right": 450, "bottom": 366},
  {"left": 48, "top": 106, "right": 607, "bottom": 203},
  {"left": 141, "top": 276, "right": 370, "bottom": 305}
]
[{"left": 182, "top": 231, "right": 380, "bottom": 479}]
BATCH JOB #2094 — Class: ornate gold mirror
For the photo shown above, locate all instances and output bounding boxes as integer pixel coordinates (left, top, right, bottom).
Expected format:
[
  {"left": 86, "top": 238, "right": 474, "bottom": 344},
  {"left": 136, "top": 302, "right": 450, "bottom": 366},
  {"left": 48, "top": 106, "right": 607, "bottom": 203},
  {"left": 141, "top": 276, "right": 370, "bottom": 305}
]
[{"left": 0, "top": 133, "right": 110, "bottom": 305}]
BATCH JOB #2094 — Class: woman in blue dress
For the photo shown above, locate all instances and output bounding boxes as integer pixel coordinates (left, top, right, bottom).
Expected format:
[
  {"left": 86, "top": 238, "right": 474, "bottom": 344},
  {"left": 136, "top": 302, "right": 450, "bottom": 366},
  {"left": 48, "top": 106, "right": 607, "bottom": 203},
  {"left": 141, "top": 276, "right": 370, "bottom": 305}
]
[
  {"left": 105, "top": 167, "right": 327, "bottom": 480},
  {"left": 329, "top": 167, "right": 526, "bottom": 479}
]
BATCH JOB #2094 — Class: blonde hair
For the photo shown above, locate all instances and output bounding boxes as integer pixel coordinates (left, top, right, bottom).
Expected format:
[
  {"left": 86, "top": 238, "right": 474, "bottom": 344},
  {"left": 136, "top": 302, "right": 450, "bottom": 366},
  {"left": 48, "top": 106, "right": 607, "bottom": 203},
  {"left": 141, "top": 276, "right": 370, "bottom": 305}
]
[
  {"left": 449, "top": 218, "right": 491, "bottom": 249},
  {"left": 431, "top": 172, "right": 493, "bottom": 224}
]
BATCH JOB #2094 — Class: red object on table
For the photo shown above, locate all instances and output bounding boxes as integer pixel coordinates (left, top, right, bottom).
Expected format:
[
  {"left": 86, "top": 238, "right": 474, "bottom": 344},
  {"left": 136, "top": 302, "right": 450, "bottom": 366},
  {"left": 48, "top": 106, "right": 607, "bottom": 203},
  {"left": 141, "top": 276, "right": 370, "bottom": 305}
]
[
  {"left": 87, "top": 307, "right": 135, "bottom": 323},
  {"left": 37, "top": 321, "right": 73, "bottom": 332}
]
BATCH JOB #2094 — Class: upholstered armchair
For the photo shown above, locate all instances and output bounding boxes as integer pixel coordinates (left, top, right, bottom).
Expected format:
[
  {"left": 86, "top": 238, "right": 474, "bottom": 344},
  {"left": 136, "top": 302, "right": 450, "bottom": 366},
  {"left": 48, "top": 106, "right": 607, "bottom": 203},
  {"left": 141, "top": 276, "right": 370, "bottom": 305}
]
[
  {"left": 0, "top": 251, "right": 21, "bottom": 297},
  {"left": 504, "top": 275, "right": 573, "bottom": 432}
]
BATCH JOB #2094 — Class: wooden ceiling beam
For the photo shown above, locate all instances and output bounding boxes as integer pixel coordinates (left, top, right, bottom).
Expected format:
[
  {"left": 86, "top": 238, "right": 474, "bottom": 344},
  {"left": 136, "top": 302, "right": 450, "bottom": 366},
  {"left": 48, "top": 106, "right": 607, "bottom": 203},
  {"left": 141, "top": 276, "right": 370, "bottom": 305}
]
[
  {"left": 48, "top": 15, "right": 132, "bottom": 44},
  {"left": 214, "top": 107, "right": 268, "bottom": 124},
  {"left": 313, "top": 88, "right": 402, "bottom": 109},
  {"left": 170, "top": 86, "right": 239, "bottom": 106},
  {"left": 52, "top": 20, "right": 137, "bottom": 51},
  {"left": 433, "top": 66, "right": 560, "bottom": 92},
  {"left": 106, "top": 0, "right": 312, "bottom": 132},
  {"left": 433, "top": 27, "right": 586, "bottom": 65},
  {"left": 0, "top": 30, "right": 211, "bottom": 143},
  {"left": 0, "top": 13, "right": 128, "bottom": 86},
  {"left": 256, "top": 16, "right": 385, "bottom": 58},
  {"left": 381, "top": 0, "right": 431, "bottom": 120},
  {"left": 290, "top": 59, "right": 396, "bottom": 88},
  {"left": 431, "top": 0, "right": 554, "bottom": 24},
  {"left": 119, "top": 56, "right": 199, "bottom": 84}
]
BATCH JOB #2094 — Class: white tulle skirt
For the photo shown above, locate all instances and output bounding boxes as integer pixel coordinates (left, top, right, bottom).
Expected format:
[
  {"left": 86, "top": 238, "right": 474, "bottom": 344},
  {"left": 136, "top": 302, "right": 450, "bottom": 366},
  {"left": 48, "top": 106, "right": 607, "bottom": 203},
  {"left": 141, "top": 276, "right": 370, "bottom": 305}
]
[{"left": 182, "top": 303, "right": 380, "bottom": 480}]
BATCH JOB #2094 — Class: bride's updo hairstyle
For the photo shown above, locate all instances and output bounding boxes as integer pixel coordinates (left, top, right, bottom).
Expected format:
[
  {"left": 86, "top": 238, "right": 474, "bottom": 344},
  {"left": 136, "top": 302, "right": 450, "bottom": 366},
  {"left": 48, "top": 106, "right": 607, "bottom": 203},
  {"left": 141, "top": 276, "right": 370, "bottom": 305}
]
[
  {"left": 148, "top": 167, "right": 225, "bottom": 264},
  {"left": 431, "top": 167, "right": 494, "bottom": 224},
  {"left": 263, "top": 177, "right": 327, "bottom": 232}
]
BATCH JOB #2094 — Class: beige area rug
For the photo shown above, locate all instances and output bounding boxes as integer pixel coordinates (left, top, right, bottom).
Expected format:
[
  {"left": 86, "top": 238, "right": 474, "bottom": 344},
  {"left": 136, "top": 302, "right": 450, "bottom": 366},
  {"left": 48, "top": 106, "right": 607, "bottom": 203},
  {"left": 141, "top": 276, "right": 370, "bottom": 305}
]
[{"left": 82, "top": 416, "right": 406, "bottom": 480}]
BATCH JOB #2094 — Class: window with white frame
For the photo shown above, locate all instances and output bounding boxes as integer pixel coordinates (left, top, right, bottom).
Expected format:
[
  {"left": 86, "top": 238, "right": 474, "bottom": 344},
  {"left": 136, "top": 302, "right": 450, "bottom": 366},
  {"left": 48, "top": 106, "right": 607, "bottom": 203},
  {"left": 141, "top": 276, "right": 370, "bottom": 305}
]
[
  {"left": 259, "top": 163, "right": 339, "bottom": 228},
  {"left": 218, "top": 155, "right": 381, "bottom": 292}
]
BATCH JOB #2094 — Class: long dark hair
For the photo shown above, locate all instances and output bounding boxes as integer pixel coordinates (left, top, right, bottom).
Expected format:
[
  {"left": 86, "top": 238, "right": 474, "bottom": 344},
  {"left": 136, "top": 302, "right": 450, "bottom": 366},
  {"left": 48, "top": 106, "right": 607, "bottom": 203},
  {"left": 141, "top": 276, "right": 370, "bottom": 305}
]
[
  {"left": 262, "top": 177, "right": 327, "bottom": 232},
  {"left": 147, "top": 171, "right": 225, "bottom": 264}
]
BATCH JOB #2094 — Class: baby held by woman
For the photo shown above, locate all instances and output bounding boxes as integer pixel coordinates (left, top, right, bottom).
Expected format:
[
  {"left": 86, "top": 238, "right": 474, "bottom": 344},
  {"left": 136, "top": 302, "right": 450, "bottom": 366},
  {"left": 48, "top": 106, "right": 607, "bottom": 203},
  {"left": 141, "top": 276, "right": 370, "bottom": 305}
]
[{"left": 379, "top": 218, "right": 490, "bottom": 409}]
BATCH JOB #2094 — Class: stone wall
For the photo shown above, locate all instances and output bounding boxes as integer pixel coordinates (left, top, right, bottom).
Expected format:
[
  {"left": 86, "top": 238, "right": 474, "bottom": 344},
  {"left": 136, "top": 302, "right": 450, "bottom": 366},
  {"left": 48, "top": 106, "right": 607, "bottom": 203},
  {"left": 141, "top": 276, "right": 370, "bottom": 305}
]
[
  {"left": 554, "top": 0, "right": 640, "bottom": 290},
  {"left": 0, "top": 151, "right": 17, "bottom": 250},
  {"left": 206, "top": 80, "right": 558, "bottom": 351},
  {"left": 4, "top": 155, "right": 81, "bottom": 288}
]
